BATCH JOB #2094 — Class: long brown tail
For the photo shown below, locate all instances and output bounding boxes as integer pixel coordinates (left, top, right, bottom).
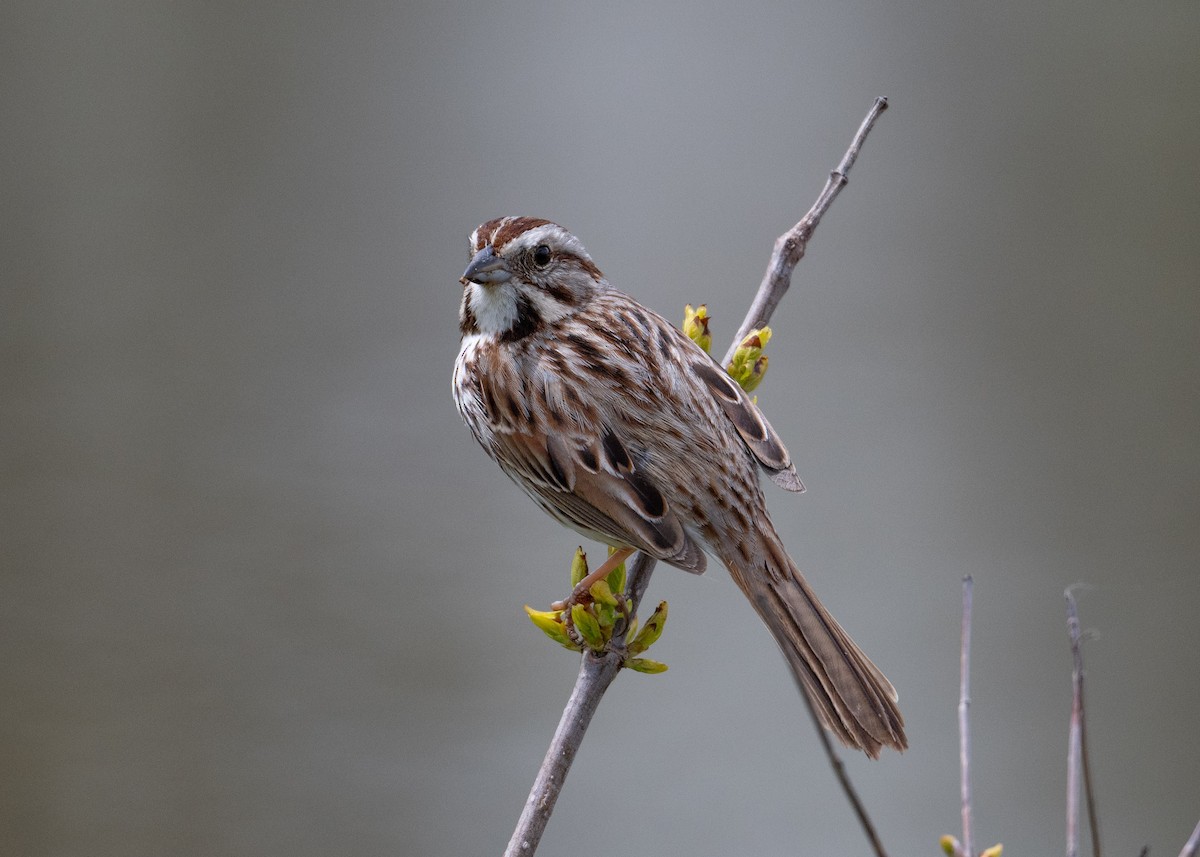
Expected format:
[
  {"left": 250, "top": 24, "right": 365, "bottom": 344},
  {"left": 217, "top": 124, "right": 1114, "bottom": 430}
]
[{"left": 720, "top": 520, "right": 906, "bottom": 757}]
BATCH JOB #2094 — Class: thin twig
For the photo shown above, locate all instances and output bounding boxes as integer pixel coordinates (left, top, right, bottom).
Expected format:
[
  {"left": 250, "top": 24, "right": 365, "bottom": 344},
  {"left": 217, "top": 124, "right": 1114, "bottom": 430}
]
[
  {"left": 1079, "top": 671, "right": 1101, "bottom": 852},
  {"left": 1066, "top": 587, "right": 1101, "bottom": 857},
  {"left": 506, "top": 98, "right": 891, "bottom": 856},
  {"left": 780, "top": 593, "right": 889, "bottom": 857},
  {"left": 1075, "top": 590, "right": 1101, "bottom": 857},
  {"left": 960, "top": 575, "right": 975, "bottom": 857},
  {"left": 1066, "top": 591, "right": 1081, "bottom": 857},
  {"left": 721, "top": 96, "right": 889, "bottom": 367},
  {"left": 1179, "top": 819, "right": 1200, "bottom": 857}
]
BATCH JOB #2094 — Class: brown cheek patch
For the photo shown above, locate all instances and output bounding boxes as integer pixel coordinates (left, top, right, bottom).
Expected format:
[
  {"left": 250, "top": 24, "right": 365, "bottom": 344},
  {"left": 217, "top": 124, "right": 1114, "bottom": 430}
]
[{"left": 538, "top": 278, "right": 576, "bottom": 306}]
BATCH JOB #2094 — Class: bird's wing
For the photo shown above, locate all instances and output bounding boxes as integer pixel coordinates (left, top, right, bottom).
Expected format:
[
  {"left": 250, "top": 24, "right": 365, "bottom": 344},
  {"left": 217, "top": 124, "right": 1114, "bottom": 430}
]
[
  {"left": 689, "top": 354, "right": 805, "bottom": 493},
  {"left": 496, "top": 425, "right": 707, "bottom": 573}
]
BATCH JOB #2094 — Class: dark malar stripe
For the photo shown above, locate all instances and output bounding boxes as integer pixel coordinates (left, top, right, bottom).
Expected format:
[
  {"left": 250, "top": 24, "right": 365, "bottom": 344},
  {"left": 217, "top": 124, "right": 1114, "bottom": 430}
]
[{"left": 499, "top": 293, "right": 542, "bottom": 342}]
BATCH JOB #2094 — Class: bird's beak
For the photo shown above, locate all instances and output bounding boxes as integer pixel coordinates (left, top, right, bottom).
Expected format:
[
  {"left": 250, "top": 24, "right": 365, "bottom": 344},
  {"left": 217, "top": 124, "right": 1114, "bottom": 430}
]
[{"left": 461, "top": 245, "right": 511, "bottom": 285}]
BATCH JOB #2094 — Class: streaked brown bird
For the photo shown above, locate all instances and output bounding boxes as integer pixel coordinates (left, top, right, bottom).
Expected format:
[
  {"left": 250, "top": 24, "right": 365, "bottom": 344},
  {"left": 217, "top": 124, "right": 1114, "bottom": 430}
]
[{"left": 453, "top": 216, "right": 905, "bottom": 756}]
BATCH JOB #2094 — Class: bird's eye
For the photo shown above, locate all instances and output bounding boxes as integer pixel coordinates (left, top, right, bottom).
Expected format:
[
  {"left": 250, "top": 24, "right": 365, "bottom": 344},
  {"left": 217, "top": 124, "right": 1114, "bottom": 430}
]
[{"left": 532, "top": 245, "right": 552, "bottom": 267}]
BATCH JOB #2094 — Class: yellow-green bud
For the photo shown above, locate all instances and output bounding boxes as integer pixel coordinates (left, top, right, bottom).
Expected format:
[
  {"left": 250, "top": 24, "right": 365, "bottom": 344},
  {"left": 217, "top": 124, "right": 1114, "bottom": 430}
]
[
  {"left": 625, "top": 658, "right": 668, "bottom": 674},
  {"left": 682, "top": 304, "right": 712, "bottom": 353},
  {"left": 524, "top": 605, "right": 579, "bottom": 651},
  {"left": 628, "top": 601, "right": 668, "bottom": 655},
  {"left": 571, "top": 604, "right": 604, "bottom": 650},
  {"left": 604, "top": 546, "right": 627, "bottom": 594},
  {"left": 727, "top": 326, "right": 772, "bottom": 392},
  {"left": 589, "top": 579, "right": 619, "bottom": 607},
  {"left": 570, "top": 546, "right": 588, "bottom": 586}
]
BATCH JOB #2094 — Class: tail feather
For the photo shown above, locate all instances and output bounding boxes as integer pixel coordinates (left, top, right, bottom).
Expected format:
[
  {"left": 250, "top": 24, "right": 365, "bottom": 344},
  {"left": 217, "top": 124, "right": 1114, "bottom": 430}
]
[{"left": 722, "top": 524, "right": 906, "bottom": 757}]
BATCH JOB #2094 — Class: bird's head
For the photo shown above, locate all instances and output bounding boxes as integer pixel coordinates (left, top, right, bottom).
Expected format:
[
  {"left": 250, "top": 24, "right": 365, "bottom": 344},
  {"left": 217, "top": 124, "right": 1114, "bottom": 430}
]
[{"left": 459, "top": 217, "right": 605, "bottom": 340}]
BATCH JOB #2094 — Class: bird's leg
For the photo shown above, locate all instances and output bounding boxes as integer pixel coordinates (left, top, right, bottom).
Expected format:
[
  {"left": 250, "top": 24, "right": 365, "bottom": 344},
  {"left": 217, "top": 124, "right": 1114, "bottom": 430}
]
[{"left": 551, "top": 547, "right": 636, "bottom": 611}]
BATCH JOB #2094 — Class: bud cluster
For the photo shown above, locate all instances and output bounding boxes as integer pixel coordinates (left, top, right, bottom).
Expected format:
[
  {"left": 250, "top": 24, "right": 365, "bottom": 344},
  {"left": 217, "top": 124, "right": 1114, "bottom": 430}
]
[{"left": 524, "top": 547, "right": 669, "bottom": 674}]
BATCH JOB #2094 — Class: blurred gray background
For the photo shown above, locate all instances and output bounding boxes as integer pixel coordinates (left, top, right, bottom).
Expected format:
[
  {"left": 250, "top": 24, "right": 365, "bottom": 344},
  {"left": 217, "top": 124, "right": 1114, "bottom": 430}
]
[{"left": 3, "top": 1, "right": 1198, "bottom": 855}]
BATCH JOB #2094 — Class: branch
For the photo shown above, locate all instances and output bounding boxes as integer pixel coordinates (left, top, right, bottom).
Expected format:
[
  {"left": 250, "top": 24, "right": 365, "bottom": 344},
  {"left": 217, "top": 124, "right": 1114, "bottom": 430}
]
[
  {"left": 1180, "top": 818, "right": 1200, "bottom": 857},
  {"left": 960, "top": 575, "right": 975, "bottom": 857},
  {"left": 506, "top": 98, "right": 891, "bottom": 856},
  {"left": 1065, "top": 587, "right": 1101, "bottom": 857},
  {"left": 721, "top": 96, "right": 890, "bottom": 367},
  {"left": 505, "top": 553, "right": 656, "bottom": 857}
]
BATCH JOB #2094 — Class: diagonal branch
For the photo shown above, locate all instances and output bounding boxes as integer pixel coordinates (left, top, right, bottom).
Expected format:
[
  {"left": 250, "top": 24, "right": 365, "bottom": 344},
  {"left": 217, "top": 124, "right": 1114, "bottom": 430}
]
[{"left": 505, "top": 97, "right": 891, "bottom": 856}]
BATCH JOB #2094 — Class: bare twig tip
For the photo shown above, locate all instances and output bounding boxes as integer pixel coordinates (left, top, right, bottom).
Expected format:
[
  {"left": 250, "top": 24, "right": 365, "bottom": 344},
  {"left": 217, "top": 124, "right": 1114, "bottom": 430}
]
[{"left": 1065, "top": 582, "right": 1093, "bottom": 599}]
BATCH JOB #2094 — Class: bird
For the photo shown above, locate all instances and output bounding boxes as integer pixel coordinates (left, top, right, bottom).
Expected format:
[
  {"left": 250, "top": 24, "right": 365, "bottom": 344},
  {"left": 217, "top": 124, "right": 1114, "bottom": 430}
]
[{"left": 452, "top": 216, "right": 905, "bottom": 756}]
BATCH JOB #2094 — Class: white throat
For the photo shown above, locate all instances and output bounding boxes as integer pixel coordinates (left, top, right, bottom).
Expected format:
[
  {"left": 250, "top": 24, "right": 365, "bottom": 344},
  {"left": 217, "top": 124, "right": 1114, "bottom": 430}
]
[{"left": 467, "top": 282, "right": 521, "bottom": 336}]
